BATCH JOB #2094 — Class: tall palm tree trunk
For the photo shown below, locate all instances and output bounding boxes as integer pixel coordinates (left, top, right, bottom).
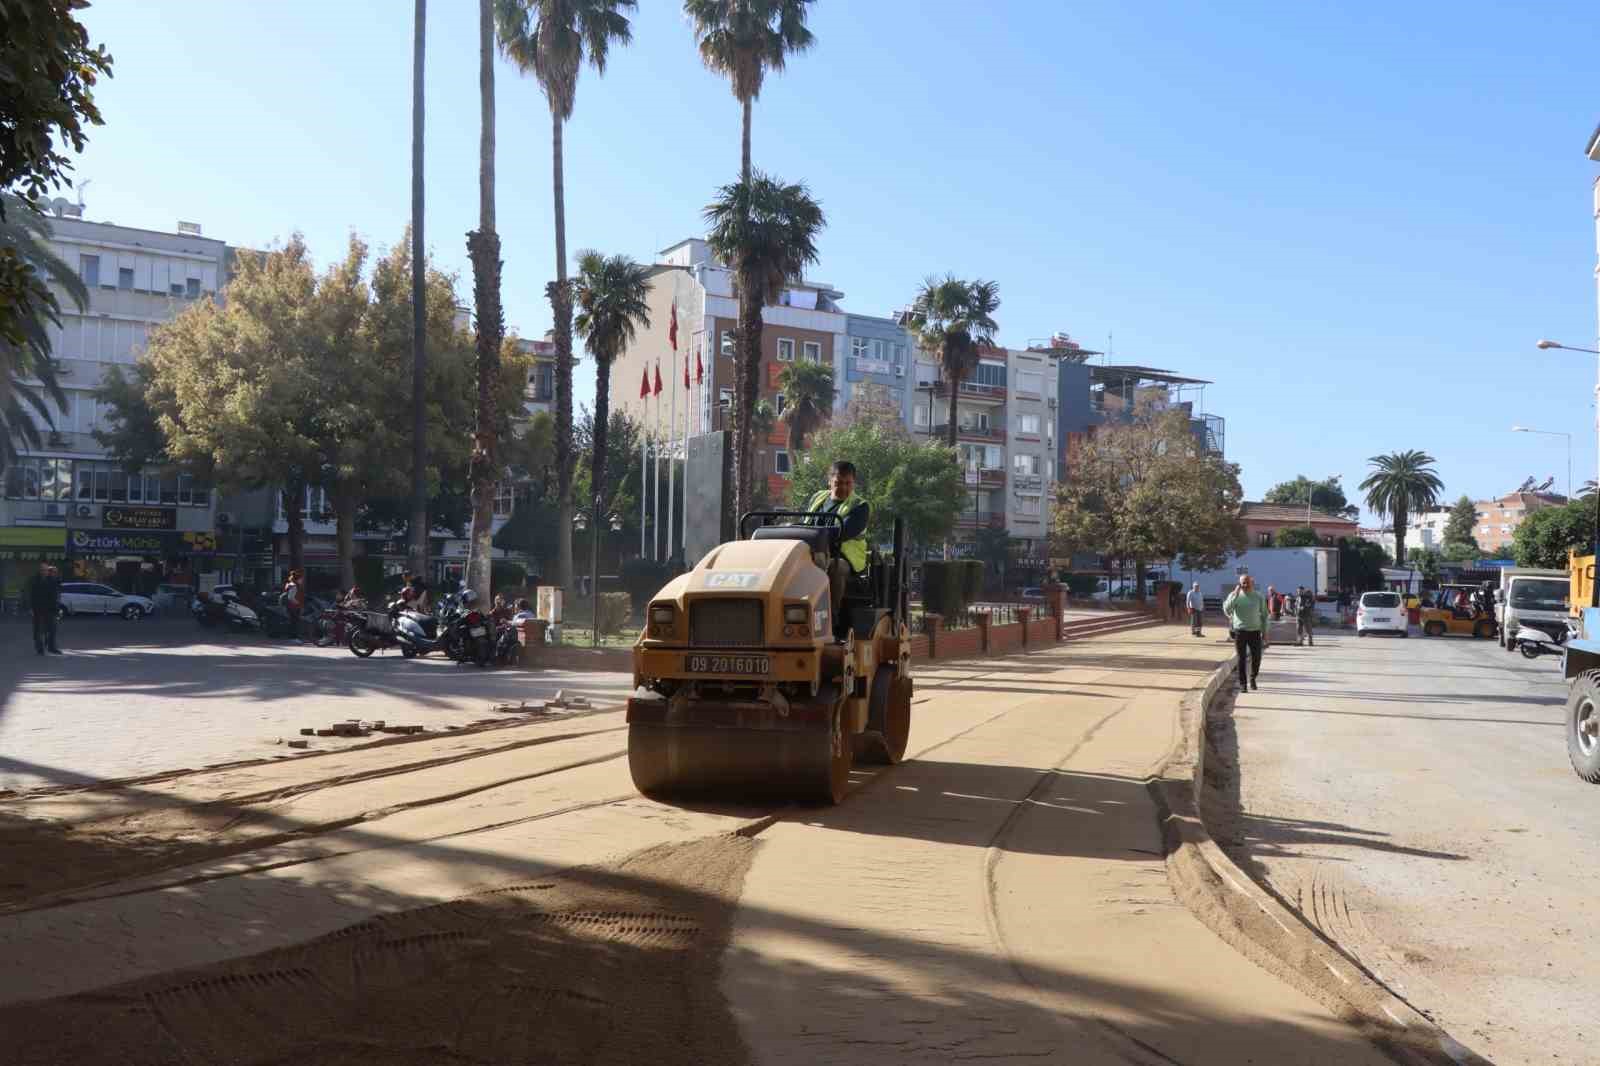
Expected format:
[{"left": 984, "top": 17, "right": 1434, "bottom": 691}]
[
  {"left": 592, "top": 359, "right": 611, "bottom": 526},
  {"left": 466, "top": 0, "right": 503, "bottom": 605},
  {"left": 408, "top": 0, "right": 429, "bottom": 579},
  {"left": 741, "top": 96, "right": 752, "bottom": 186},
  {"left": 735, "top": 266, "right": 762, "bottom": 521},
  {"left": 1394, "top": 502, "right": 1409, "bottom": 566},
  {"left": 551, "top": 109, "right": 576, "bottom": 596},
  {"left": 945, "top": 366, "right": 960, "bottom": 448}
]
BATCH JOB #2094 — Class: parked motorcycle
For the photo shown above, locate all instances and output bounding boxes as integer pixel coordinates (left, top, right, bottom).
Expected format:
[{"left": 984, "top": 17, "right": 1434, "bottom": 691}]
[{"left": 192, "top": 588, "right": 260, "bottom": 631}]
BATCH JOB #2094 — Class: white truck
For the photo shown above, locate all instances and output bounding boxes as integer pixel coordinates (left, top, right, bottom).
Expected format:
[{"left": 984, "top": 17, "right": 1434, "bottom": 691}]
[{"left": 1496, "top": 567, "right": 1569, "bottom": 650}]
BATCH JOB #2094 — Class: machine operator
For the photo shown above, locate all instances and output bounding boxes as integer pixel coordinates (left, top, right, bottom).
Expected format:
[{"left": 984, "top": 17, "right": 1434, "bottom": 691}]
[{"left": 804, "top": 460, "right": 871, "bottom": 619}]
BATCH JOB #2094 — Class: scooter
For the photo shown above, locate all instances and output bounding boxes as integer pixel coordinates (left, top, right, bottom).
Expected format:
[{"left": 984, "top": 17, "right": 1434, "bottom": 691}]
[
  {"left": 192, "top": 590, "right": 260, "bottom": 631},
  {"left": 1512, "top": 622, "right": 1571, "bottom": 660}
]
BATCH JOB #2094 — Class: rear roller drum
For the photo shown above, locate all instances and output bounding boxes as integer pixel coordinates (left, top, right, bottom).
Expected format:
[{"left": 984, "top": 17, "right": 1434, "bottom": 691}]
[{"left": 854, "top": 665, "right": 912, "bottom": 766}]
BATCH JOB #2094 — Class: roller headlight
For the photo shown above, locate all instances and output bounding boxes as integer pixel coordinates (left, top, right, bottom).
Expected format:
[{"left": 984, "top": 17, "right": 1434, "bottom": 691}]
[
  {"left": 784, "top": 603, "right": 808, "bottom": 624},
  {"left": 650, "top": 604, "right": 676, "bottom": 625}
]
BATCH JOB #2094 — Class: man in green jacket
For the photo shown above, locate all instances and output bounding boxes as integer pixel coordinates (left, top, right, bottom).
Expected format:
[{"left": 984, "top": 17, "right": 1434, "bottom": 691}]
[{"left": 1223, "top": 573, "right": 1267, "bottom": 691}]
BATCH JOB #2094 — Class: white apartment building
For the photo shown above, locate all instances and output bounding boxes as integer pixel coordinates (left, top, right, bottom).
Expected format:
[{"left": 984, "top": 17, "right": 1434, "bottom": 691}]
[{"left": 1, "top": 205, "right": 227, "bottom": 600}]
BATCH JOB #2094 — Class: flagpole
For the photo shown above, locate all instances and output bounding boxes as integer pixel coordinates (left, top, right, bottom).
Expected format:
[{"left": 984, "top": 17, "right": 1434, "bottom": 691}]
[
  {"left": 668, "top": 336, "right": 678, "bottom": 563},
  {"left": 640, "top": 429, "right": 647, "bottom": 560},
  {"left": 654, "top": 362, "right": 662, "bottom": 562}
]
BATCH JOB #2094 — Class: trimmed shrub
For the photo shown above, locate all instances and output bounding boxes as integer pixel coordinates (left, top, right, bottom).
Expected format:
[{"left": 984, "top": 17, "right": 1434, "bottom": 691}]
[
  {"left": 959, "top": 559, "right": 984, "bottom": 603},
  {"left": 922, "top": 561, "right": 968, "bottom": 617},
  {"left": 595, "top": 591, "right": 632, "bottom": 636}
]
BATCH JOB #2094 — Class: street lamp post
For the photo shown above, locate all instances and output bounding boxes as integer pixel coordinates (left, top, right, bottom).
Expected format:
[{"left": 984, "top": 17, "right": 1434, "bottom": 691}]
[
  {"left": 1536, "top": 340, "right": 1600, "bottom": 606},
  {"left": 1510, "top": 425, "right": 1573, "bottom": 501}
]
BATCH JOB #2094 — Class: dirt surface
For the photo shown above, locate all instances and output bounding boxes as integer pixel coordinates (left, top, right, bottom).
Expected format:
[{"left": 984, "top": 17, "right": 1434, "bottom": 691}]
[
  {"left": 1206, "top": 629, "right": 1590, "bottom": 1065},
  {"left": 1, "top": 626, "right": 1405, "bottom": 1064}
]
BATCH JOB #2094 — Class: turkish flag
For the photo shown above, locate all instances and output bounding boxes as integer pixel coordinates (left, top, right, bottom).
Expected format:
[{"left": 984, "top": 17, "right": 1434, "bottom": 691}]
[
  {"left": 653, "top": 361, "right": 663, "bottom": 396},
  {"left": 695, "top": 347, "right": 704, "bottom": 384},
  {"left": 668, "top": 304, "right": 678, "bottom": 352},
  {"left": 683, "top": 348, "right": 690, "bottom": 388},
  {"left": 639, "top": 365, "right": 650, "bottom": 399}
]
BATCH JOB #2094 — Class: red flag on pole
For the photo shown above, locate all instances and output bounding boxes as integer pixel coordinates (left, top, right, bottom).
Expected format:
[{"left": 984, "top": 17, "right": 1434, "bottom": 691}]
[
  {"left": 653, "top": 361, "right": 663, "bottom": 397},
  {"left": 683, "top": 347, "right": 690, "bottom": 388},
  {"left": 695, "top": 346, "right": 704, "bottom": 384},
  {"left": 639, "top": 365, "right": 650, "bottom": 400},
  {"left": 668, "top": 305, "right": 678, "bottom": 352}
]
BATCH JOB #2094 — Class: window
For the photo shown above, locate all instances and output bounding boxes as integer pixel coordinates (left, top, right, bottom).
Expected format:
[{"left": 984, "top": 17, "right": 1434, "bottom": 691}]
[
  {"left": 1015, "top": 370, "right": 1043, "bottom": 396},
  {"left": 160, "top": 474, "right": 178, "bottom": 505},
  {"left": 893, "top": 343, "right": 906, "bottom": 366},
  {"left": 775, "top": 450, "right": 791, "bottom": 474},
  {"left": 776, "top": 338, "right": 795, "bottom": 362},
  {"left": 871, "top": 339, "right": 887, "bottom": 361},
  {"left": 118, "top": 267, "right": 134, "bottom": 290},
  {"left": 1046, "top": 459, "right": 1055, "bottom": 480},
  {"left": 914, "top": 406, "right": 929, "bottom": 428},
  {"left": 775, "top": 394, "right": 788, "bottom": 416},
  {"left": 1015, "top": 495, "right": 1043, "bottom": 517},
  {"left": 170, "top": 284, "right": 184, "bottom": 296},
  {"left": 1258, "top": 532, "right": 1272, "bottom": 547},
  {"left": 80, "top": 255, "right": 100, "bottom": 288},
  {"left": 1016, "top": 413, "right": 1040, "bottom": 435},
  {"left": 719, "top": 388, "right": 734, "bottom": 408},
  {"left": 186, "top": 277, "right": 201, "bottom": 298},
  {"left": 851, "top": 337, "right": 869, "bottom": 359},
  {"left": 493, "top": 482, "right": 514, "bottom": 517},
  {"left": 973, "top": 362, "right": 1007, "bottom": 388},
  {"left": 178, "top": 474, "right": 193, "bottom": 506},
  {"left": 802, "top": 341, "right": 822, "bottom": 363},
  {"left": 720, "top": 330, "right": 734, "bottom": 356},
  {"left": 127, "top": 473, "right": 142, "bottom": 502},
  {"left": 1013, "top": 454, "right": 1041, "bottom": 475}
]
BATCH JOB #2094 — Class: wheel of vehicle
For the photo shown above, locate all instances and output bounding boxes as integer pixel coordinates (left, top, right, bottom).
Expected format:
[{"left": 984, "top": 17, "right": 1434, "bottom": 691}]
[
  {"left": 401, "top": 644, "right": 418, "bottom": 659},
  {"left": 56, "top": 604, "right": 69, "bottom": 620},
  {"left": 1566, "top": 671, "right": 1600, "bottom": 783},
  {"left": 348, "top": 628, "right": 377, "bottom": 658},
  {"left": 1423, "top": 621, "right": 1446, "bottom": 637},
  {"left": 473, "top": 637, "right": 492, "bottom": 667},
  {"left": 1520, "top": 643, "right": 1542, "bottom": 660},
  {"left": 1473, "top": 620, "right": 1494, "bottom": 640},
  {"left": 1504, "top": 630, "right": 1518, "bottom": 652},
  {"left": 1357, "top": 629, "right": 1367, "bottom": 637},
  {"left": 1399, "top": 629, "right": 1408, "bottom": 638},
  {"left": 121, "top": 604, "right": 142, "bottom": 620}
]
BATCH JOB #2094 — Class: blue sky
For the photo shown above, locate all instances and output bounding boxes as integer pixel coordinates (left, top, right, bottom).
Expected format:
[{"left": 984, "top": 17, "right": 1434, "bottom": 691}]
[{"left": 72, "top": 1, "right": 1600, "bottom": 522}]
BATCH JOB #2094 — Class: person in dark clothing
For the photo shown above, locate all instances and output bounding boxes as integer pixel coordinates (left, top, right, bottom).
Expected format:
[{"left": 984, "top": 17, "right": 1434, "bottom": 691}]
[
  {"left": 27, "top": 564, "right": 63, "bottom": 655},
  {"left": 1296, "top": 586, "right": 1316, "bottom": 646},
  {"left": 802, "top": 460, "right": 871, "bottom": 621},
  {"left": 1167, "top": 582, "right": 1182, "bottom": 621}
]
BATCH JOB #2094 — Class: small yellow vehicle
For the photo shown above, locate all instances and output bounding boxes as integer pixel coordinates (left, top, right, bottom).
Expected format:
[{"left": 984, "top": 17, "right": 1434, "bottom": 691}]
[{"left": 1419, "top": 584, "right": 1496, "bottom": 639}]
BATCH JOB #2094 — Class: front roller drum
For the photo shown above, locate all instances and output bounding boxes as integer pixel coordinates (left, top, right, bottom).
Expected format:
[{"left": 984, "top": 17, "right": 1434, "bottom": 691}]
[
  {"left": 629, "top": 710, "right": 852, "bottom": 805},
  {"left": 853, "top": 665, "right": 912, "bottom": 765}
]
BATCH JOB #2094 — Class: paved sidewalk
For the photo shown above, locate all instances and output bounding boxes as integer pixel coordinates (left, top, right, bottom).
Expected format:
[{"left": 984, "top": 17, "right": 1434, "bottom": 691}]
[{"left": 0, "top": 619, "right": 634, "bottom": 792}]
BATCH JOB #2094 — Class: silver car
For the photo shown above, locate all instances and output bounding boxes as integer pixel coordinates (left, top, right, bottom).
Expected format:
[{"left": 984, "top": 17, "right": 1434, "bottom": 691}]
[{"left": 58, "top": 582, "right": 156, "bottom": 620}]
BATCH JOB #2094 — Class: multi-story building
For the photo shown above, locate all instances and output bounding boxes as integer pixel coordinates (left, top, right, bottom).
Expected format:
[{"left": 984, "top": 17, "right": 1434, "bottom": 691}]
[
  {"left": 609, "top": 238, "right": 847, "bottom": 508},
  {"left": 1, "top": 205, "right": 227, "bottom": 599},
  {"left": 1472, "top": 489, "right": 1567, "bottom": 554},
  {"left": 1003, "top": 346, "right": 1057, "bottom": 560},
  {"left": 839, "top": 313, "right": 914, "bottom": 426},
  {"left": 519, "top": 337, "right": 557, "bottom": 417},
  {"left": 1055, "top": 362, "right": 1224, "bottom": 471}
]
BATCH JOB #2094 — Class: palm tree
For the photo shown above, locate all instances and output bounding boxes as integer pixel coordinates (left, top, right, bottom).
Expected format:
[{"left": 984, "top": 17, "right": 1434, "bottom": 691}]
[
  {"left": 496, "top": 0, "right": 635, "bottom": 597},
  {"left": 1359, "top": 450, "right": 1444, "bottom": 565},
  {"left": 0, "top": 194, "right": 75, "bottom": 469},
  {"left": 777, "top": 358, "right": 832, "bottom": 451},
  {"left": 684, "top": 0, "right": 815, "bottom": 186},
  {"left": 466, "top": 0, "right": 507, "bottom": 605},
  {"left": 904, "top": 276, "right": 1001, "bottom": 447},
  {"left": 408, "top": 0, "right": 430, "bottom": 578},
  {"left": 704, "top": 172, "right": 824, "bottom": 519},
  {"left": 573, "top": 250, "right": 652, "bottom": 514}
]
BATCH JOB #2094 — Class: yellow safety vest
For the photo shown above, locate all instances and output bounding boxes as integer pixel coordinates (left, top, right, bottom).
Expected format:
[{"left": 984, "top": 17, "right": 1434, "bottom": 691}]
[{"left": 806, "top": 489, "right": 868, "bottom": 574}]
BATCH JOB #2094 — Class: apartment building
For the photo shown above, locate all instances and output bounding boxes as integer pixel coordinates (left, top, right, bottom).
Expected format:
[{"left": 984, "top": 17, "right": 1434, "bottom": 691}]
[
  {"left": 1472, "top": 489, "right": 1566, "bottom": 554},
  {"left": 1056, "top": 363, "right": 1224, "bottom": 470},
  {"left": 1, "top": 204, "right": 228, "bottom": 600},
  {"left": 1003, "top": 346, "right": 1057, "bottom": 559},
  {"left": 519, "top": 337, "right": 557, "bottom": 416},
  {"left": 839, "top": 313, "right": 914, "bottom": 426},
  {"left": 608, "top": 238, "right": 847, "bottom": 506}
]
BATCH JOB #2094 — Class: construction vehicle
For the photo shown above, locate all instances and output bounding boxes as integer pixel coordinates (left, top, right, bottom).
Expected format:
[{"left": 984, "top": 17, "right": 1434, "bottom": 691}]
[
  {"left": 1562, "top": 551, "right": 1600, "bottom": 783},
  {"left": 1418, "top": 583, "right": 1497, "bottom": 639},
  {"left": 626, "top": 511, "right": 915, "bottom": 804}
]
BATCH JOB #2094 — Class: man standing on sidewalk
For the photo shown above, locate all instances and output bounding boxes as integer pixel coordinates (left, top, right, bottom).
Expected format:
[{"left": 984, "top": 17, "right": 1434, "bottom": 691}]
[
  {"left": 27, "top": 564, "right": 62, "bottom": 655},
  {"left": 1297, "top": 585, "right": 1316, "bottom": 646},
  {"left": 1186, "top": 581, "right": 1205, "bottom": 636},
  {"left": 1223, "top": 574, "right": 1267, "bottom": 691}
]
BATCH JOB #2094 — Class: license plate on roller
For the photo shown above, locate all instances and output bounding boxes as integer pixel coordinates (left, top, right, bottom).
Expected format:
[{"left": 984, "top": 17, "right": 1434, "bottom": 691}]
[
  {"left": 685, "top": 654, "right": 770, "bottom": 675},
  {"left": 469, "top": 626, "right": 487, "bottom": 637}
]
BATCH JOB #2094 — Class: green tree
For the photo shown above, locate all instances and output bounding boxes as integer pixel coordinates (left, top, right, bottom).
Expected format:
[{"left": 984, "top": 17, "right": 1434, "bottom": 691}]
[
  {"left": 0, "top": 194, "right": 76, "bottom": 466},
  {"left": 573, "top": 249, "right": 652, "bottom": 527},
  {"left": 1442, "top": 494, "right": 1479, "bottom": 550},
  {"left": 1338, "top": 536, "right": 1394, "bottom": 592},
  {"left": 684, "top": 0, "right": 815, "bottom": 187},
  {"left": 1273, "top": 526, "right": 1319, "bottom": 547},
  {"left": 0, "top": 1, "right": 112, "bottom": 209},
  {"left": 903, "top": 275, "right": 1001, "bottom": 448},
  {"left": 1409, "top": 546, "right": 1442, "bottom": 583},
  {"left": 1512, "top": 498, "right": 1596, "bottom": 569},
  {"left": 1263, "top": 476, "right": 1356, "bottom": 519},
  {"left": 704, "top": 171, "right": 824, "bottom": 519},
  {"left": 1358, "top": 450, "right": 1443, "bottom": 565},
  {"left": 1439, "top": 540, "right": 1480, "bottom": 564},
  {"left": 973, "top": 525, "right": 1015, "bottom": 589},
  {"left": 465, "top": 0, "right": 507, "bottom": 605},
  {"left": 497, "top": 0, "right": 636, "bottom": 596},
  {"left": 786, "top": 420, "right": 967, "bottom": 549},
  {"left": 777, "top": 357, "right": 833, "bottom": 451},
  {"left": 1053, "top": 403, "right": 1247, "bottom": 598}
]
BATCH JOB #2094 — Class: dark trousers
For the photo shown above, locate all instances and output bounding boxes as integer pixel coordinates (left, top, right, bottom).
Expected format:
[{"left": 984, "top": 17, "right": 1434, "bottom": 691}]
[
  {"left": 32, "top": 610, "right": 58, "bottom": 653},
  {"left": 1298, "top": 614, "right": 1314, "bottom": 645},
  {"left": 1189, "top": 607, "right": 1204, "bottom": 635},
  {"left": 1234, "top": 628, "right": 1262, "bottom": 685}
]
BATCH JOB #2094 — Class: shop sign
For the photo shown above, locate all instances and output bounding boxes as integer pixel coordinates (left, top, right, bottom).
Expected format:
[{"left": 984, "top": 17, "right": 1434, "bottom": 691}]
[
  {"left": 70, "top": 529, "right": 172, "bottom": 556},
  {"left": 102, "top": 506, "right": 177, "bottom": 531},
  {"left": 181, "top": 531, "right": 217, "bottom": 554},
  {"left": 0, "top": 527, "right": 68, "bottom": 561}
]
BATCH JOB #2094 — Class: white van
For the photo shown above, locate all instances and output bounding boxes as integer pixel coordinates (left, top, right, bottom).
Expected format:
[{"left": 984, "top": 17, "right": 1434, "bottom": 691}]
[
  {"left": 1497, "top": 568, "right": 1569, "bottom": 648},
  {"left": 1357, "top": 591, "right": 1407, "bottom": 637}
]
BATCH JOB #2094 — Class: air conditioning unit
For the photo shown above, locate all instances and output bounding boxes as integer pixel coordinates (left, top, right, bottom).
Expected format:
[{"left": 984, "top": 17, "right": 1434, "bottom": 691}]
[
  {"left": 894, "top": 365, "right": 905, "bottom": 377},
  {"left": 216, "top": 512, "right": 234, "bottom": 526},
  {"left": 76, "top": 504, "right": 93, "bottom": 518}
]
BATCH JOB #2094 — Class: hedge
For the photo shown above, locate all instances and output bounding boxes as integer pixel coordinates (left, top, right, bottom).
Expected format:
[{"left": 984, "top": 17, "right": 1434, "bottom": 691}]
[
  {"left": 595, "top": 592, "right": 633, "bottom": 636},
  {"left": 922, "top": 561, "right": 969, "bottom": 617},
  {"left": 959, "top": 559, "right": 984, "bottom": 604}
]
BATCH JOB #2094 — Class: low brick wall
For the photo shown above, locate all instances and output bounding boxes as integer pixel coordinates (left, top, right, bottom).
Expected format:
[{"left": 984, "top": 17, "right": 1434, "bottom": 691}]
[
  {"left": 1027, "top": 616, "right": 1057, "bottom": 645},
  {"left": 989, "top": 620, "right": 1024, "bottom": 655}
]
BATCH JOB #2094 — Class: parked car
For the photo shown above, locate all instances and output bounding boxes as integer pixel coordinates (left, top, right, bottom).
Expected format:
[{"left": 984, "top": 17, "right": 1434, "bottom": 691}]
[
  {"left": 58, "top": 582, "right": 156, "bottom": 620},
  {"left": 1356, "top": 591, "right": 1408, "bottom": 637},
  {"left": 1020, "top": 587, "right": 1045, "bottom": 602}
]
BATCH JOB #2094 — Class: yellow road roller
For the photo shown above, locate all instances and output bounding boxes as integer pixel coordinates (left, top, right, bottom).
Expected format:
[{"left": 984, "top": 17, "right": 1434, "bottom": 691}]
[{"left": 626, "top": 512, "right": 914, "bottom": 804}]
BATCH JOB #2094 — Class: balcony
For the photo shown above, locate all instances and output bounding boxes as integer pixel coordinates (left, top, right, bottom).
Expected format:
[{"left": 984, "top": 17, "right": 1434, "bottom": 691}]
[
  {"left": 963, "top": 468, "right": 1006, "bottom": 487},
  {"left": 921, "top": 379, "right": 1007, "bottom": 404},
  {"left": 955, "top": 510, "right": 1006, "bottom": 530},
  {"left": 1011, "top": 472, "right": 1044, "bottom": 491},
  {"left": 933, "top": 423, "right": 1006, "bottom": 443}
]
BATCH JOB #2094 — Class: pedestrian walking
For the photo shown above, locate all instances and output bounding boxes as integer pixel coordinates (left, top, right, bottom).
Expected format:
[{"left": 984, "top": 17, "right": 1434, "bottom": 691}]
[
  {"left": 26, "top": 563, "right": 63, "bottom": 655},
  {"left": 1167, "top": 581, "right": 1182, "bottom": 622},
  {"left": 1223, "top": 574, "right": 1267, "bottom": 692},
  {"left": 1267, "top": 585, "right": 1282, "bottom": 621},
  {"left": 282, "top": 569, "right": 304, "bottom": 641},
  {"left": 1297, "top": 585, "right": 1316, "bottom": 646},
  {"left": 1186, "top": 581, "right": 1205, "bottom": 636}
]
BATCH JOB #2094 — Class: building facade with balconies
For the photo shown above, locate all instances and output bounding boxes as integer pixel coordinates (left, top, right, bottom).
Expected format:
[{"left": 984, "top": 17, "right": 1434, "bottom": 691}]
[
  {"left": 1056, "top": 363, "right": 1224, "bottom": 474},
  {"left": 1, "top": 206, "right": 228, "bottom": 600},
  {"left": 1004, "top": 347, "right": 1057, "bottom": 559}
]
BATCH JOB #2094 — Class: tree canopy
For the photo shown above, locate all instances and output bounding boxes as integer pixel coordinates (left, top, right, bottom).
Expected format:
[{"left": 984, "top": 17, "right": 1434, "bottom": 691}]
[
  {"left": 1263, "top": 476, "right": 1356, "bottom": 519},
  {"left": 1512, "top": 499, "right": 1595, "bottom": 569},
  {"left": 1, "top": 193, "right": 77, "bottom": 466},
  {"left": 785, "top": 419, "right": 967, "bottom": 549},
  {"left": 1273, "top": 526, "right": 1319, "bottom": 548},
  {"left": 1359, "top": 450, "right": 1443, "bottom": 565},
  {"left": 1443, "top": 495, "right": 1479, "bottom": 550},
  {"left": 1053, "top": 403, "right": 1247, "bottom": 584}
]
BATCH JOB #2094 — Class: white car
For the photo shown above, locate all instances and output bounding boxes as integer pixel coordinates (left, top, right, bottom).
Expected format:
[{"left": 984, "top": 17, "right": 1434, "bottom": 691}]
[
  {"left": 1356, "top": 591, "right": 1407, "bottom": 637},
  {"left": 58, "top": 582, "right": 156, "bottom": 620}
]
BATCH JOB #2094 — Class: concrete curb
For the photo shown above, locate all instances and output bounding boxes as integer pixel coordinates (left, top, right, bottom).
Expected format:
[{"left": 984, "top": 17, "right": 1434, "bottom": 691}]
[{"left": 1148, "top": 661, "right": 1491, "bottom": 1066}]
